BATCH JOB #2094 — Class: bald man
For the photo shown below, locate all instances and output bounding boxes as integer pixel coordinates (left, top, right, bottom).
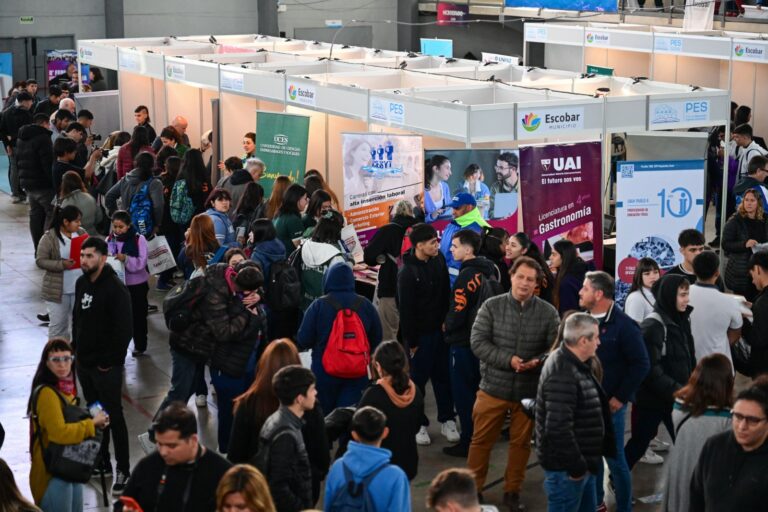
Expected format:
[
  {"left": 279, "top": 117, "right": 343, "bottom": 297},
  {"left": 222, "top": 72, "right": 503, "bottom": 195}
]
[
  {"left": 152, "top": 115, "right": 190, "bottom": 151},
  {"left": 59, "top": 98, "right": 76, "bottom": 114}
]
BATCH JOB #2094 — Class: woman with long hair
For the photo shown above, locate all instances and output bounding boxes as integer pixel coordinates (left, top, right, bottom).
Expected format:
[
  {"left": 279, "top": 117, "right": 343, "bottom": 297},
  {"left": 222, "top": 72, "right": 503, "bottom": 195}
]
[
  {"left": 116, "top": 125, "right": 154, "bottom": 180},
  {"left": 273, "top": 184, "right": 309, "bottom": 254},
  {"left": 624, "top": 257, "right": 661, "bottom": 322},
  {"left": 228, "top": 339, "right": 330, "bottom": 504},
  {"left": 28, "top": 339, "right": 108, "bottom": 509},
  {"left": 297, "top": 210, "right": 348, "bottom": 309},
  {"left": 265, "top": 175, "right": 292, "bottom": 220},
  {"left": 88, "top": 66, "right": 106, "bottom": 92},
  {"left": 661, "top": 354, "right": 734, "bottom": 512},
  {"left": 302, "top": 189, "right": 333, "bottom": 236},
  {"left": 105, "top": 152, "right": 164, "bottom": 237},
  {"left": 358, "top": 341, "right": 424, "bottom": 480},
  {"left": 156, "top": 155, "right": 183, "bottom": 291},
  {"left": 723, "top": 188, "right": 768, "bottom": 301},
  {"left": 304, "top": 169, "right": 340, "bottom": 211},
  {"left": 159, "top": 126, "right": 188, "bottom": 158},
  {"left": 153, "top": 145, "right": 178, "bottom": 176},
  {"left": 232, "top": 182, "right": 266, "bottom": 246},
  {"left": 216, "top": 464, "right": 276, "bottom": 512},
  {"left": 0, "top": 457, "right": 40, "bottom": 511},
  {"left": 177, "top": 148, "right": 212, "bottom": 215},
  {"left": 179, "top": 213, "right": 224, "bottom": 279},
  {"left": 204, "top": 188, "right": 238, "bottom": 247},
  {"left": 479, "top": 227, "right": 510, "bottom": 291},
  {"left": 57, "top": 170, "right": 103, "bottom": 236},
  {"left": 506, "top": 232, "right": 555, "bottom": 304},
  {"left": 35, "top": 205, "right": 86, "bottom": 340},
  {"left": 550, "top": 239, "right": 589, "bottom": 314},
  {"left": 424, "top": 155, "right": 453, "bottom": 222}
]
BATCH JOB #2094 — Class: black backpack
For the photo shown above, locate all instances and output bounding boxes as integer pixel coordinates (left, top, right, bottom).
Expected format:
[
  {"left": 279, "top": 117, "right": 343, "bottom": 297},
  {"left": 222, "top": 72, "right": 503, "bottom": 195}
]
[
  {"left": 266, "top": 247, "right": 302, "bottom": 311},
  {"left": 163, "top": 275, "right": 208, "bottom": 332}
]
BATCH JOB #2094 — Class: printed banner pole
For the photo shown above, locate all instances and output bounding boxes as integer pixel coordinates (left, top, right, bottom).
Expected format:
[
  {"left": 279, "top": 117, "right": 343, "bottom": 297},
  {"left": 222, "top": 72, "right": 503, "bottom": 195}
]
[{"left": 255, "top": 111, "right": 310, "bottom": 197}]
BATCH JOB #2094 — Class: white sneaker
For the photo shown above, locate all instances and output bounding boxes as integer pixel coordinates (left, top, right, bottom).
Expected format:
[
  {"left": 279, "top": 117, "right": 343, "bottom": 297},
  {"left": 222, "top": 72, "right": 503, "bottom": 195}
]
[
  {"left": 649, "top": 437, "right": 671, "bottom": 452},
  {"left": 416, "top": 426, "right": 431, "bottom": 446},
  {"left": 441, "top": 420, "right": 461, "bottom": 443},
  {"left": 639, "top": 448, "right": 664, "bottom": 464},
  {"left": 195, "top": 394, "right": 207, "bottom": 408},
  {"left": 137, "top": 432, "right": 155, "bottom": 455}
]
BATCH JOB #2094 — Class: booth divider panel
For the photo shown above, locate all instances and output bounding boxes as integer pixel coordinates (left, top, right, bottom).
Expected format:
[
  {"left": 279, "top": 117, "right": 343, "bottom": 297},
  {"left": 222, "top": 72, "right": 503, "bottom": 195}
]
[
  {"left": 286, "top": 106, "right": 326, "bottom": 179},
  {"left": 166, "top": 82, "right": 203, "bottom": 153},
  {"left": 152, "top": 78, "right": 168, "bottom": 129},
  {"left": 118, "top": 73, "right": 154, "bottom": 134},
  {"left": 79, "top": 43, "right": 118, "bottom": 70},
  {"left": 220, "top": 93, "right": 260, "bottom": 162}
]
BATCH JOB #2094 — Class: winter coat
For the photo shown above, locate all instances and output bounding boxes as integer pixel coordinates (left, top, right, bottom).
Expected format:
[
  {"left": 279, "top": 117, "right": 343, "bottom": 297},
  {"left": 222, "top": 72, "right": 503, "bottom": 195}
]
[
  {"left": 216, "top": 169, "right": 253, "bottom": 217},
  {"left": 34, "top": 98, "right": 58, "bottom": 118},
  {"left": 204, "top": 208, "right": 238, "bottom": 248},
  {"left": 471, "top": 293, "right": 560, "bottom": 402},
  {"left": 323, "top": 442, "right": 411, "bottom": 512},
  {"left": 298, "top": 240, "right": 347, "bottom": 309},
  {"left": 35, "top": 228, "right": 88, "bottom": 303},
  {"left": 210, "top": 305, "right": 263, "bottom": 379},
  {"left": 58, "top": 190, "right": 104, "bottom": 236},
  {"left": 362, "top": 215, "right": 418, "bottom": 298},
  {"left": 397, "top": 250, "right": 451, "bottom": 348},
  {"left": 250, "top": 238, "right": 286, "bottom": 282},
  {"left": 636, "top": 274, "right": 696, "bottom": 410},
  {"left": 535, "top": 345, "right": 614, "bottom": 478},
  {"left": 72, "top": 265, "right": 133, "bottom": 368},
  {"left": 106, "top": 233, "right": 149, "bottom": 286},
  {"left": 16, "top": 123, "right": 54, "bottom": 191},
  {"left": 105, "top": 170, "right": 165, "bottom": 230},
  {"left": 116, "top": 143, "right": 154, "bottom": 180},
  {"left": 746, "top": 289, "right": 768, "bottom": 376},
  {"left": 439, "top": 207, "right": 491, "bottom": 285},
  {"left": 733, "top": 176, "right": 768, "bottom": 206},
  {"left": 444, "top": 256, "right": 500, "bottom": 346},
  {"left": 169, "top": 263, "right": 255, "bottom": 363},
  {"left": 0, "top": 105, "right": 33, "bottom": 149},
  {"left": 297, "top": 263, "right": 382, "bottom": 375},
  {"left": 273, "top": 213, "right": 304, "bottom": 254},
  {"left": 722, "top": 214, "right": 768, "bottom": 296},
  {"left": 556, "top": 259, "right": 590, "bottom": 314}
]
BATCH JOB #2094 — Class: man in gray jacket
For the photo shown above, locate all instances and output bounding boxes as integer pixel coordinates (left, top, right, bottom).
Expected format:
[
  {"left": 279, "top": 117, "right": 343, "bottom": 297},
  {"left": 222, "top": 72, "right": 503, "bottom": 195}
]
[{"left": 467, "top": 256, "right": 560, "bottom": 511}]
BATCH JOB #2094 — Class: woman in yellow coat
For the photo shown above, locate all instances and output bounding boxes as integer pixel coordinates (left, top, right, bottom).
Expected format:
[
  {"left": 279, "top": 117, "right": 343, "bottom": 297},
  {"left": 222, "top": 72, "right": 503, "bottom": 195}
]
[{"left": 28, "top": 338, "right": 109, "bottom": 510}]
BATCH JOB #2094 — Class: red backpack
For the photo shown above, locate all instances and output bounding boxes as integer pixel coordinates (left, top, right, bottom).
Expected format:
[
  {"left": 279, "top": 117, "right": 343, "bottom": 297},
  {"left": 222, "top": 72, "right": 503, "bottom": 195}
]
[
  {"left": 385, "top": 224, "right": 413, "bottom": 269},
  {"left": 321, "top": 296, "right": 370, "bottom": 379}
]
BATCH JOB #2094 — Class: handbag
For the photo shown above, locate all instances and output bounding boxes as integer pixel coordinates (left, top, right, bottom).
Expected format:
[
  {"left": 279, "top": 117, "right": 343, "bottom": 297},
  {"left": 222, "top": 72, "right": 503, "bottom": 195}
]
[
  {"left": 731, "top": 338, "right": 752, "bottom": 376},
  {"left": 31, "top": 385, "right": 103, "bottom": 483}
]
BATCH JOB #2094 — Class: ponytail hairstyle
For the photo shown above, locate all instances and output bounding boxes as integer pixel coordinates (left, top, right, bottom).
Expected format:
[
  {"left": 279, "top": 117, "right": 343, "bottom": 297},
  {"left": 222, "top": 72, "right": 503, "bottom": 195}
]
[
  {"left": 372, "top": 341, "right": 410, "bottom": 395},
  {"left": 52, "top": 204, "right": 82, "bottom": 243}
]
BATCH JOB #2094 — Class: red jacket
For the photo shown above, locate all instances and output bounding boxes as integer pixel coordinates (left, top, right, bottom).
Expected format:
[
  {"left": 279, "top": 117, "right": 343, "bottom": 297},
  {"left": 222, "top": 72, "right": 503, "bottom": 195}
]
[{"left": 116, "top": 144, "right": 154, "bottom": 180}]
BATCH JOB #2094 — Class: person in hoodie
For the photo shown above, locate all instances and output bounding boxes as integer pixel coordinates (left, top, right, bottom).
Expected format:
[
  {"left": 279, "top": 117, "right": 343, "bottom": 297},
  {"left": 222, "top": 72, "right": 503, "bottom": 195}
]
[
  {"left": 298, "top": 262, "right": 382, "bottom": 413},
  {"left": 204, "top": 188, "right": 238, "bottom": 248},
  {"left": 324, "top": 406, "right": 411, "bottom": 512},
  {"left": 72, "top": 237, "right": 133, "bottom": 493},
  {"left": 215, "top": 157, "right": 253, "bottom": 217},
  {"left": 105, "top": 151, "right": 164, "bottom": 234},
  {"left": 16, "top": 113, "right": 54, "bottom": 251},
  {"left": 297, "top": 210, "right": 348, "bottom": 310},
  {"left": 439, "top": 193, "right": 491, "bottom": 286},
  {"left": 550, "top": 239, "right": 590, "bottom": 315},
  {"left": 358, "top": 341, "right": 425, "bottom": 480},
  {"left": 443, "top": 229, "right": 501, "bottom": 458},
  {"left": 624, "top": 274, "right": 696, "bottom": 470},
  {"left": 397, "top": 223, "right": 457, "bottom": 447},
  {"left": 732, "top": 154, "right": 768, "bottom": 208},
  {"left": 107, "top": 210, "right": 150, "bottom": 357},
  {"left": 363, "top": 200, "right": 418, "bottom": 341}
]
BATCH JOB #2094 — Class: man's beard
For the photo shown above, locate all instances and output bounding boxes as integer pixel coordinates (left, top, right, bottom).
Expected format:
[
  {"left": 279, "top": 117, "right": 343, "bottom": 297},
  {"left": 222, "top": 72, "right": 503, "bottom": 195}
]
[{"left": 81, "top": 265, "right": 97, "bottom": 276}]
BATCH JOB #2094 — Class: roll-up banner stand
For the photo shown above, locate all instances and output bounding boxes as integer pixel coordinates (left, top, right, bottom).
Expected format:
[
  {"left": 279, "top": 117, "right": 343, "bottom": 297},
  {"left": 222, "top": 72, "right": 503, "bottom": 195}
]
[
  {"left": 342, "top": 133, "right": 424, "bottom": 246},
  {"left": 255, "top": 111, "right": 310, "bottom": 197},
  {"left": 614, "top": 159, "right": 706, "bottom": 306},
  {"left": 520, "top": 141, "right": 604, "bottom": 269}
]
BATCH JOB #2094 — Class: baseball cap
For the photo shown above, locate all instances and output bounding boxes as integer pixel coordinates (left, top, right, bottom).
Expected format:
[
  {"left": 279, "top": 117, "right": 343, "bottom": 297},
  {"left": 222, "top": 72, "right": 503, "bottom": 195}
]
[{"left": 448, "top": 193, "right": 476, "bottom": 209}]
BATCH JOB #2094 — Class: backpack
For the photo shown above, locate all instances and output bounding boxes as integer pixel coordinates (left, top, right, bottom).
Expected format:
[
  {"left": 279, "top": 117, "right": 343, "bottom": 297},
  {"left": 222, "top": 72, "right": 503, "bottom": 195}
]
[
  {"left": 170, "top": 179, "right": 195, "bottom": 225},
  {"left": 468, "top": 272, "right": 505, "bottom": 328},
  {"left": 321, "top": 295, "right": 370, "bottom": 379},
  {"left": 163, "top": 275, "right": 208, "bottom": 332},
  {"left": 327, "top": 462, "right": 388, "bottom": 512},
  {"left": 266, "top": 250, "right": 302, "bottom": 311},
  {"left": 646, "top": 312, "right": 668, "bottom": 357},
  {"left": 385, "top": 224, "right": 412, "bottom": 269},
  {"left": 129, "top": 178, "right": 154, "bottom": 236}
]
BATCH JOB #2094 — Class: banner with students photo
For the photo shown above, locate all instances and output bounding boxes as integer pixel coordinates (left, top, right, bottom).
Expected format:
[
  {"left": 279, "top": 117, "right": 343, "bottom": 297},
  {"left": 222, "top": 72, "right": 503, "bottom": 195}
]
[
  {"left": 45, "top": 50, "right": 78, "bottom": 86},
  {"left": 341, "top": 133, "right": 424, "bottom": 246},
  {"left": 255, "top": 111, "right": 310, "bottom": 197},
  {"left": 520, "top": 141, "right": 603, "bottom": 269},
  {"left": 424, "top": 149, "right": 520, "bottom": 238},
  {"left": 615, "top": 159, "right": 705, "bottom": 305}
]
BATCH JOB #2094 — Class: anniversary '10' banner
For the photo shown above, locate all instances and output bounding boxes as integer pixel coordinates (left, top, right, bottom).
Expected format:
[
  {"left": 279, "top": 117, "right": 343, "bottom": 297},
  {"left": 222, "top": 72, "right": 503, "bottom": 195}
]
[{"left": 520, "top": 141, "right": 603, "bottom": 269}]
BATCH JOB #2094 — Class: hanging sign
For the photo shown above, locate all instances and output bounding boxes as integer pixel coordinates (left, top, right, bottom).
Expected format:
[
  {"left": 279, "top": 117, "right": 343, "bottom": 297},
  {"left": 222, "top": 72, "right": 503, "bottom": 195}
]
[
  {"left": 518, "top": 107, "right": 585, "bottom": 139},
  {"left": 437, "top": 3, "right": 469, "bottom": 25},
  {"left": 286, "top": 81, "right": 316, "bottom": 107},
  {"left": 586, "top": 64, "right": 614, "bottom": 76}
]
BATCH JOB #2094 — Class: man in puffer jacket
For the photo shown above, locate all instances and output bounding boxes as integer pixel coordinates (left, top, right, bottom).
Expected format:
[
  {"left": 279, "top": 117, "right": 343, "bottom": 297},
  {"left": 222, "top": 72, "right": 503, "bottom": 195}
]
[
  {"left": 536, "top": 313, "right": 614, "bottom": 510},
  {"left": 298, "top": 262, "right": 382, "bottom": 413},
  {"left": 16, "top": 113, "right": 54, "bottom": 251}
]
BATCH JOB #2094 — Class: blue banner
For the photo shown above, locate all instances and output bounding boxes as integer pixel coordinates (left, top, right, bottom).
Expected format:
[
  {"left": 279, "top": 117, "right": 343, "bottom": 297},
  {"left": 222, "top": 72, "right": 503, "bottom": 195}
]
[{"left": 505, "top": 0, "right": 617, "bottom": 13}]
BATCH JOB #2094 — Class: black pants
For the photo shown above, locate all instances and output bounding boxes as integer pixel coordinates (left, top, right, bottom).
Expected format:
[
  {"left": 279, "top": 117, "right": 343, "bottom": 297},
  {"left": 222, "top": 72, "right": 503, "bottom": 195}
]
[
  {"left": 27, "top": 188, "right": 55, "bottom": 252},
  {"left": 77, "top": 364, "right": 130, "bottom": 473},
  {"left": 128, "top": 282, "right": 149, "bottom": 352},
  {"left": 624, "top": 404, "right": 674, "bottom": 470}
]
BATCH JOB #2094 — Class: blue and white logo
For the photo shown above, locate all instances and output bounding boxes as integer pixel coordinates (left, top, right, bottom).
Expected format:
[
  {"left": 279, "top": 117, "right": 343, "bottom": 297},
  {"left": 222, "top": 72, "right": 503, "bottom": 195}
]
[{"left": 361, "top": 141, "right": 403, "bottom": 179}]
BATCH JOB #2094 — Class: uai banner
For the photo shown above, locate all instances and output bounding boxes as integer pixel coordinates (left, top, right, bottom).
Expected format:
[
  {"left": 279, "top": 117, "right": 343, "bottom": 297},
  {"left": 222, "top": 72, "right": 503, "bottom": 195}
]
[
  {"left": 255, "top": 111, "right": 310, "bottom": 196},
  {"left": 520, "top": 141, "right": 603, "bottom": 269}
]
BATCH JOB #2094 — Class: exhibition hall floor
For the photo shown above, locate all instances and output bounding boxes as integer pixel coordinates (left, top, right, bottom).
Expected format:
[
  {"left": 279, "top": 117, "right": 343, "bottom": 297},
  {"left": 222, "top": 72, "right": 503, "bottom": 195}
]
[{"left": 0, "top": 191, "right": 695, "bottom": 511}]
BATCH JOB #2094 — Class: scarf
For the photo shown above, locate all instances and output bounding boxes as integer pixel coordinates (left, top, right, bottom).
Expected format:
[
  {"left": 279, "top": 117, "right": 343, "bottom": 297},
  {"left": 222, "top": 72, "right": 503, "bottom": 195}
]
[
  {"left": 377, "top": 377, "right": 416, "bottom": 409},
  {"left": 113, "top": 225, "right": 139, "bottom": 257},
  {"left": 57, "top": 373, "right": 76, "bottom": 396},
  {"left": 225, "top": 265, "right": 238, "bottom": 295}
]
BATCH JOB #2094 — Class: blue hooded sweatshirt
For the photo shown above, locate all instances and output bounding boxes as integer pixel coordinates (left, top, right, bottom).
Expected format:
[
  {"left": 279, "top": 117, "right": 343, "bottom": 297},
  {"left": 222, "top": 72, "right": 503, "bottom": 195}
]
[
  {"left": 323, "top": 441, "right": 411, "bottom": 512},
  {"left": 297, "top": 262, "right": 382, "bottom": 373},
  {"left": 205, "top": 208, "right": 238, "bottom": 247},
  {"left": 250, "top": 238, "right": 286, "bottom": 280}
]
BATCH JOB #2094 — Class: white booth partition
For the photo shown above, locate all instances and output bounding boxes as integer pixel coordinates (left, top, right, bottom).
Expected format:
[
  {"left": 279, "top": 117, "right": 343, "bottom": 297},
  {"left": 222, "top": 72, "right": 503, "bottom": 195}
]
[
  {"left": 117, "top": 47, "right": 167, "bottom": 131},
  {"left": 163, "top": 57, "right": 221, "bottom": 149}
]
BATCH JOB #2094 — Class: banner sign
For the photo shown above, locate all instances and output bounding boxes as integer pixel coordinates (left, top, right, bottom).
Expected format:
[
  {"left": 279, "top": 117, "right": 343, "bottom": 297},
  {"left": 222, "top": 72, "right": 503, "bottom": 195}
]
[
  {"left": 586, "top": 64, "right": 614, "bottom": 76},
  {"left": 614, "top": 159, "right": 705, "bottom": 305},
  {"left": 342, "top": 134, "right": 424, "bottom": 246},
  {"left": 437, "top": 2, "right": 469, "bottom": 25},
  {"left": 481, "top": 52, "right": 520, "bottom": 65},
  {"left": 286, "top": 81, "right": 316, "bottom": 107},
  {"left": 518, "top": 107, "right": 585, "bottom": 139},
  {"left": 0, "top": 53, "right": 12, "bottom": 98},
  {"left": 46, "top": 49, "right": 78, "bottom": 86},
  {"left": 255, "top": 112, "right": 310, "bottom": 197},
  {"left": 424, "top": 149, "right": 520, "bottom": 238},
  {"left": 520, "top": 141, "right": 603, "bottom": 269},
  {"left": 506, "top": 0, "right": 617, "bottom": 13},
  {"left": 733, "top": 41, "right": 768, "bottom": 62},
  {"left": 585, "top": 31, "right": 611, "bottom": 46},
  {"left": 649, "top": 99, "right": 710, "bottom": 128}
]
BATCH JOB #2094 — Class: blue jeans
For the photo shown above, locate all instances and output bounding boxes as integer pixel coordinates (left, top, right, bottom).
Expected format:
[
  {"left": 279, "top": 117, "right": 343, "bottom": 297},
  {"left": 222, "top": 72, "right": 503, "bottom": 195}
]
[
  {"left": 312, "top": 361, "right": 369, "bottom": 414},
  {"left": 595, "top": 404, "right": 632, "bottom": 511},
  {"left": 409, "top": 330, "right": 455, "bottom": 426},
  {"left": 210, "top": 351, "right": 258, "bottom": 453},
  {"left": 40, "top": 477, "right": 83, "bottom": 512},
  {"left": 150, "top": 348, "right": 205, "bottom": 437},
  {"left": 449, "top": 345, "right": 480, "bottom": 446},
  {"left": 543, "top": 470, "right": 597, "bottom": 512}
]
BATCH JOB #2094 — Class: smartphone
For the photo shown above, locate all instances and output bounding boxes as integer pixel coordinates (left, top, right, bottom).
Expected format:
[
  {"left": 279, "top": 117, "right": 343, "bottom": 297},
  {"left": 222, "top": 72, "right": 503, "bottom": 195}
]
[{"left": 119, "top": 496, "right": 144, "bottom": 512}]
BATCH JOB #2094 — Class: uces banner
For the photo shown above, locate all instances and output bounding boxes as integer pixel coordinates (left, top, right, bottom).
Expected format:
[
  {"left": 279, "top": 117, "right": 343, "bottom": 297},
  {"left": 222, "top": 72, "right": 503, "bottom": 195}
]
[
  {"left": 520, "top": 141, "right": 603, "bottom": 269},
  {"left": 255, "top": 112, "right": 310, "bottom": 196},
  {"left": 341, "top": 133, "right": 424, "bottom": 245}
]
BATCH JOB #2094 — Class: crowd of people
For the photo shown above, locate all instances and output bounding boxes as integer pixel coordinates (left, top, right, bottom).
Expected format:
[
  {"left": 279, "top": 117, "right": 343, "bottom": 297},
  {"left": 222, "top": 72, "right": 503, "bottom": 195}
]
[{"left": 2, "top": 92, "right": 768, "bottom": 512}]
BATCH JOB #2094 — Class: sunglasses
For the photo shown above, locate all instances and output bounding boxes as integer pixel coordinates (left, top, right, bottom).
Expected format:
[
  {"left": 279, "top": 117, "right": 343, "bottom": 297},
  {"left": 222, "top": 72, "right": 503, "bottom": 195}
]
[{"left": 48, "top": 355, "right": 75, "bottom": 364}]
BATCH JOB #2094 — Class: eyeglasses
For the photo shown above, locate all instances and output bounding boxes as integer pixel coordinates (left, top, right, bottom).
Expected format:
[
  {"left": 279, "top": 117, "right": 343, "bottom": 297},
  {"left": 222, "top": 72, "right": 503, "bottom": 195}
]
[
  {"left": 494, "top": 165, "right": 516, "bottom": 172},
  {"left": 732, "top": 411, "right": 767, "bottom": 427},
  {"left": 48, "top": 355, "right": 75, "bottom": 364}
]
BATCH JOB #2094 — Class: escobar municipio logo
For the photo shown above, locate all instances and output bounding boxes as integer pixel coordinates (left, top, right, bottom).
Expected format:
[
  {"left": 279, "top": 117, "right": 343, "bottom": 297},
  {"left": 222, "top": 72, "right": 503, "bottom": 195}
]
[
  {"left": 288, "top": 85, "right": 298, "bottom": 101},
  {"left": 586, "top": 33, "right": 594, "bottom": 43},
  {"left": 735, "top": 45, "right": 745, "bottom": 57},
  {"left": 521, "top": 113, "right": 541, "bottom": 132}
]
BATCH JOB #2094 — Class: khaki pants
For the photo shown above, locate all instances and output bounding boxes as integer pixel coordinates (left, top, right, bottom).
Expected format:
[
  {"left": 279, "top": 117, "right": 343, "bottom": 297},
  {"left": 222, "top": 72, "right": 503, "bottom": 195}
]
[
  {"left": 467, "top": 390, "right": 534, "bottom": 494},
  {"left": 376, "top": 296, "right": 400, "bottom": 341}
]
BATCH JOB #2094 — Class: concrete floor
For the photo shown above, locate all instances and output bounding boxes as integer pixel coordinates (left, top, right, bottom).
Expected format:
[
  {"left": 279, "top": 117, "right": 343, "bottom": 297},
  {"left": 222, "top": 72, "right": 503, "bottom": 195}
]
[{"left": 0, "top": 191, "right": 674, "bottom": 511}]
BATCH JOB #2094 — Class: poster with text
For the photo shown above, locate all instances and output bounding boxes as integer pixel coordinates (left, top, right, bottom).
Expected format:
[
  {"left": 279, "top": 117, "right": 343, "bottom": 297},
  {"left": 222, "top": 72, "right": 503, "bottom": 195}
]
[
  {"left": 255, "top": 111, "right": 310, "bottom": 197},
  {"left": 342, "top": 133, "right": 423, "bottom": 246},
  {"left": 615, "top": 160, "right": 705, "bottom": 306},
  {"left": 505, "top": 0, "right": 617, "bottom": 12},
  {"left": 424, "top": 149, "right": 520, "bottom": 238},
  {"left": 521, "top": 141, "right": 603, "bottom": 269},
  {"left": 0, "top": 53, "right": 12, "bottom": 99},
  {"left": 45, "top": 50, "right": 78, "bottom": 86}
]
